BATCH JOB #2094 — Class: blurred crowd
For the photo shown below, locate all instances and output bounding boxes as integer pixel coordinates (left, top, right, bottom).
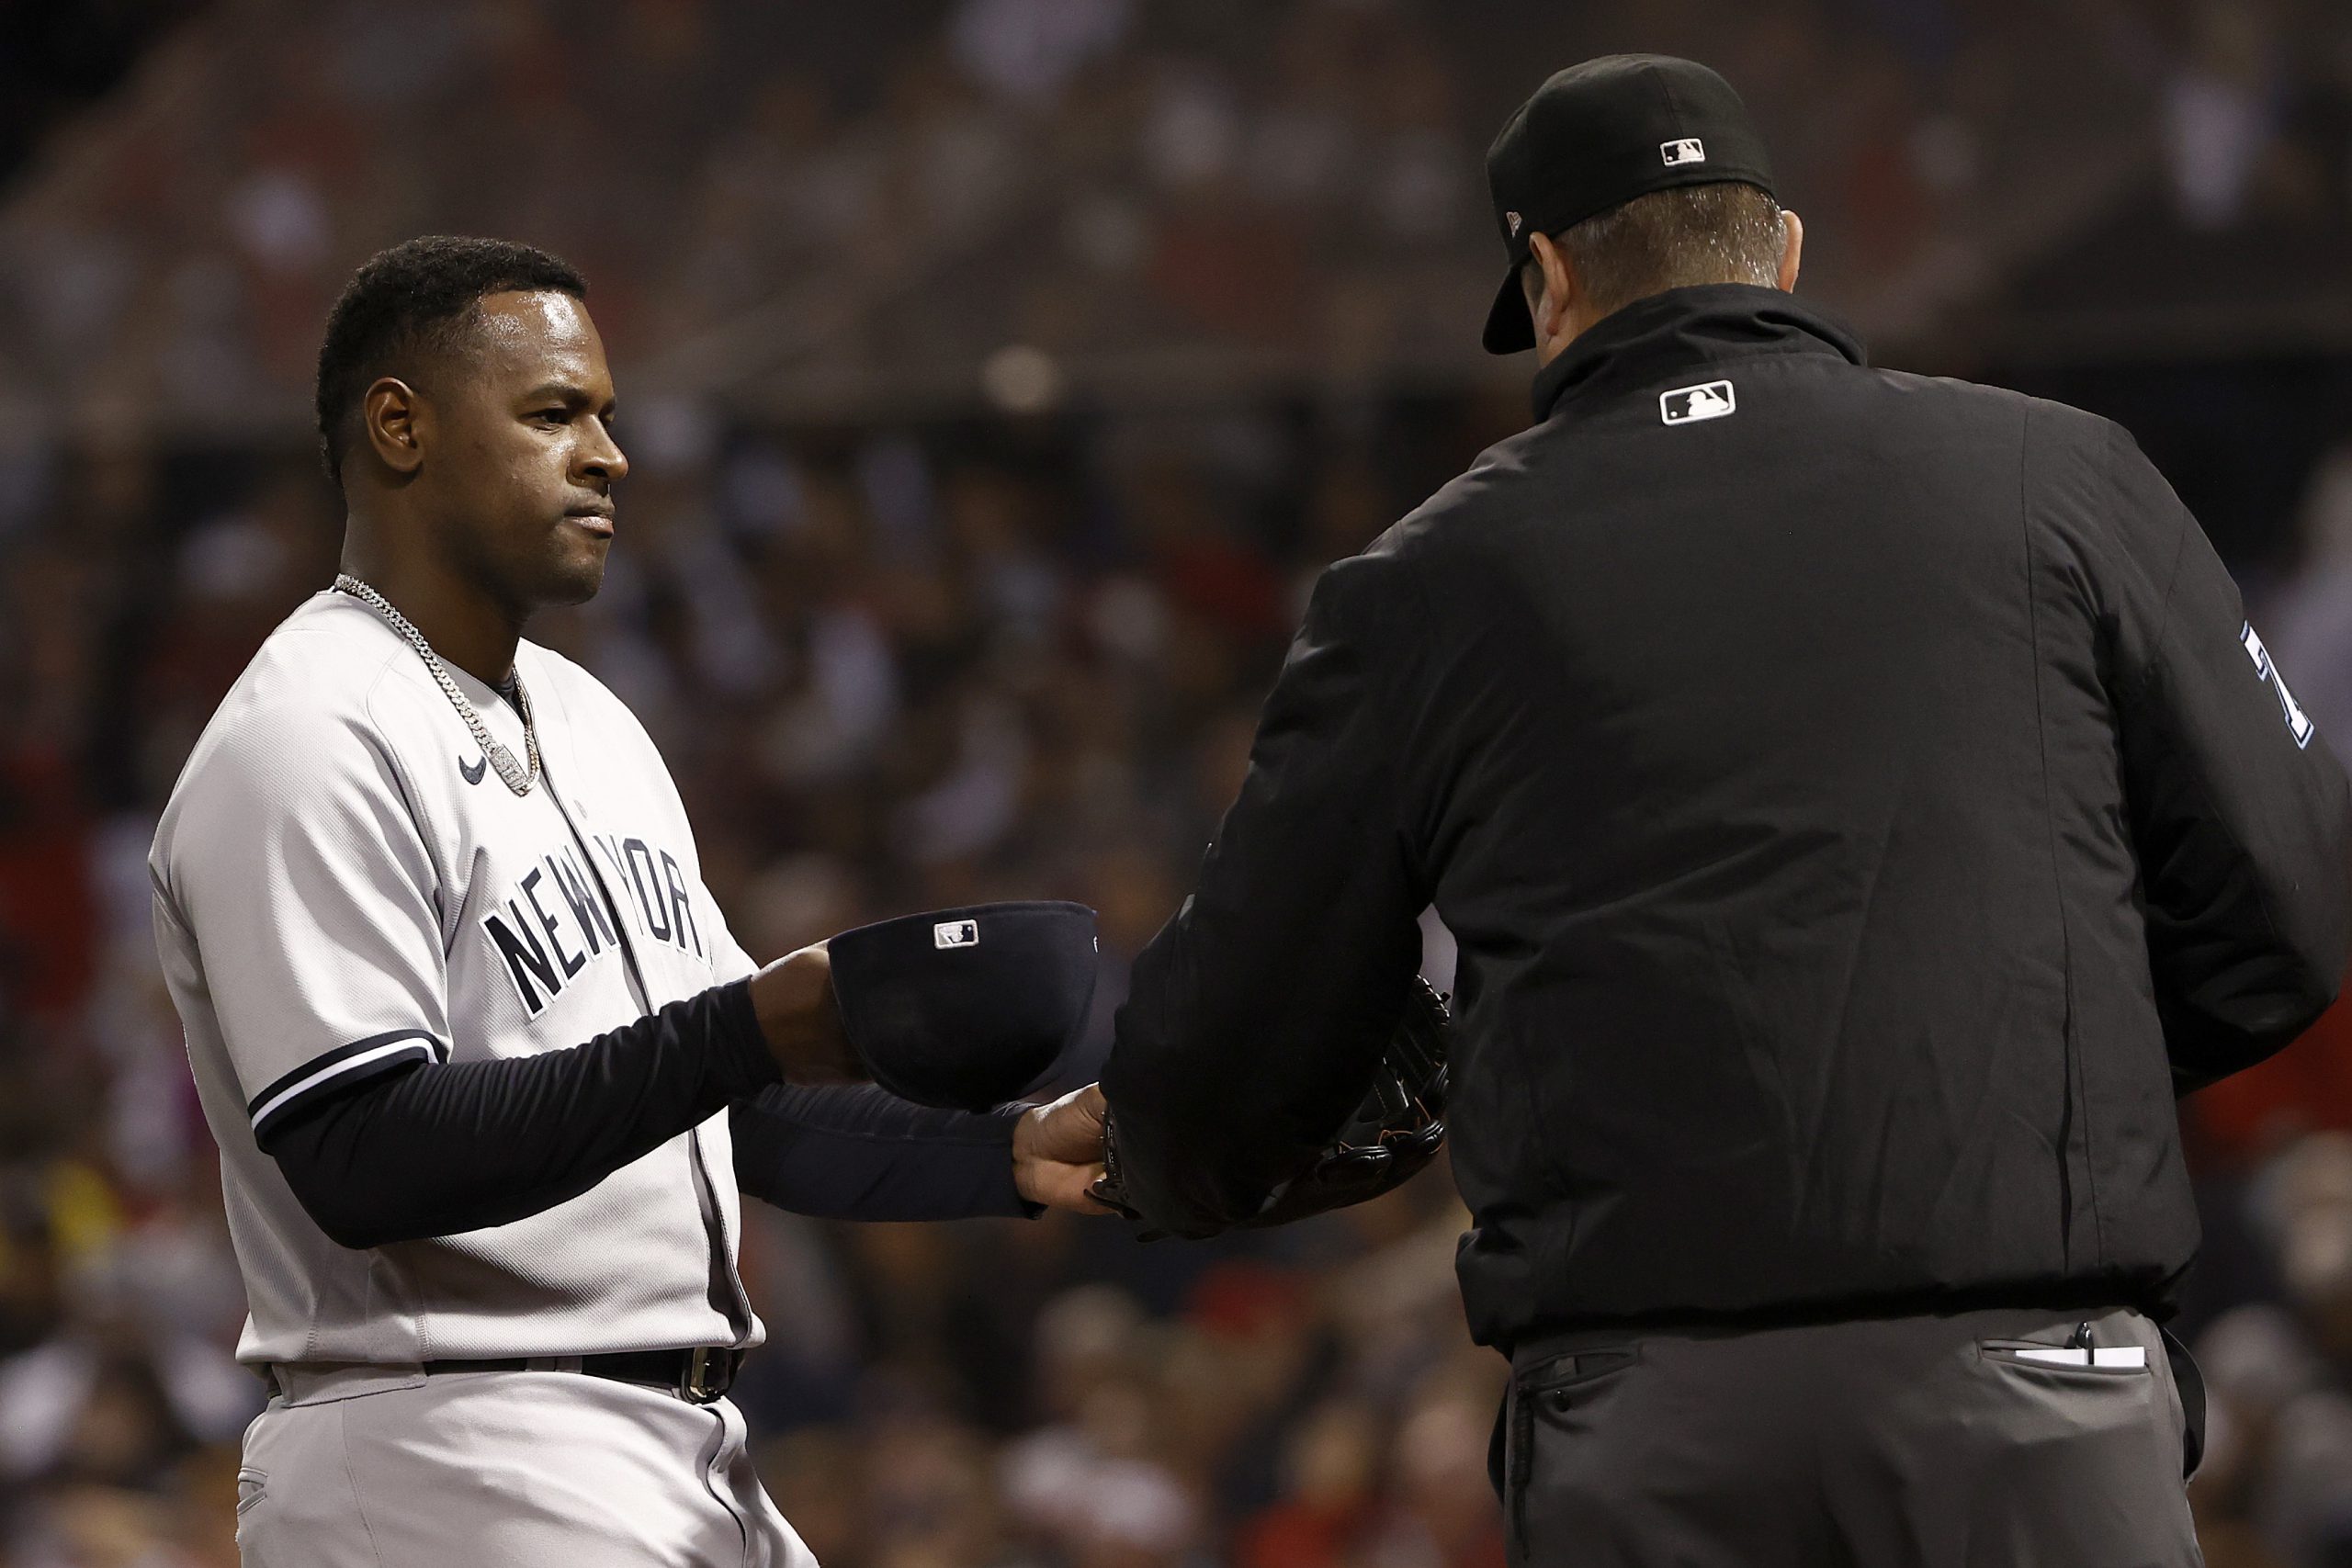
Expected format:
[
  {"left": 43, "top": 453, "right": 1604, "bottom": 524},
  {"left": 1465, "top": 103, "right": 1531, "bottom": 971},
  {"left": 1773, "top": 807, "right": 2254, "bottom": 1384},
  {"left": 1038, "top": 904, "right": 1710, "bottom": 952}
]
[
  {"left": 10, "top": 0, "right": 2351, "bottom": 429},
  {"left": 0, "top": 1, "right": 2347, "bottom": 1566},
  {"left": 2149, "top": 0, "right": 2352, "bottom": 232}
]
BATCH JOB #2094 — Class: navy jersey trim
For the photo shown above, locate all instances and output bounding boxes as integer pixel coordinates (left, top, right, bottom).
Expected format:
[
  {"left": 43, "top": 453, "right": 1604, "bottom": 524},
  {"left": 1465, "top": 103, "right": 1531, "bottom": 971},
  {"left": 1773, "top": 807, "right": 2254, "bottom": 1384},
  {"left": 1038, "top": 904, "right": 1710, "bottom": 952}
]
[{"left": 246, "top": 1029, "right": 447, "bottom": 1136}]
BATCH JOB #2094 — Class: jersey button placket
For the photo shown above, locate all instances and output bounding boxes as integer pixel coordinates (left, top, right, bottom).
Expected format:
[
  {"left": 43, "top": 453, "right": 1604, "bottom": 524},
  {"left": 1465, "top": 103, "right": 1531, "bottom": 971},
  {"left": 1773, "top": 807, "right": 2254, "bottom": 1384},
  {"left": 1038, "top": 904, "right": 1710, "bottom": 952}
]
[{"left": 537, "top": 760, "right": 757, "bottom": 1340}]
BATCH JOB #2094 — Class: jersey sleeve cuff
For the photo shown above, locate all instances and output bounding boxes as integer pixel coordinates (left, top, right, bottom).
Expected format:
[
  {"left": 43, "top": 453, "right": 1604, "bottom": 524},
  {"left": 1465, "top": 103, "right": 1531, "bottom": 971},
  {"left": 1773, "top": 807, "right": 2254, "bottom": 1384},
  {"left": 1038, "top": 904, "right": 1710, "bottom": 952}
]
[
  {"left": 247, "top": 1030, "right": 447, "bottom": 1140},
  {"left": 711, "top": 977, "right": 784, "bottom": 1097}
]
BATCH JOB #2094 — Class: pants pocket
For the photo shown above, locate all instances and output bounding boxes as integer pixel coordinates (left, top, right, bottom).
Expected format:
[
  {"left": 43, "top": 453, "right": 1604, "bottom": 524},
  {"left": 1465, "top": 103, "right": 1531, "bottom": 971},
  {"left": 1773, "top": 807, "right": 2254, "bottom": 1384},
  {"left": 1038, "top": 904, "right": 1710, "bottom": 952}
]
[
  {"left": 1505, "top": 1349, "right": 1638, "bottom": 1562},
  {"left": 1961, "top": 1323, "right": 2201, "bottom": 1565}
]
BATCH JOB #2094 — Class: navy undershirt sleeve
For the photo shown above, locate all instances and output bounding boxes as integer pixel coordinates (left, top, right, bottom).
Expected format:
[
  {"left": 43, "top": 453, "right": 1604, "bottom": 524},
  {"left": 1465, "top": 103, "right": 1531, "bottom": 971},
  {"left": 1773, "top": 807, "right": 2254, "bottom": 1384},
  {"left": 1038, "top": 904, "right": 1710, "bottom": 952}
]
[
  {"left": 729, "top": 1085, "right": 1036, "bottom": 1221},
  {"left": 264, "top": 979, "right": 780, "bottom": 1249}
]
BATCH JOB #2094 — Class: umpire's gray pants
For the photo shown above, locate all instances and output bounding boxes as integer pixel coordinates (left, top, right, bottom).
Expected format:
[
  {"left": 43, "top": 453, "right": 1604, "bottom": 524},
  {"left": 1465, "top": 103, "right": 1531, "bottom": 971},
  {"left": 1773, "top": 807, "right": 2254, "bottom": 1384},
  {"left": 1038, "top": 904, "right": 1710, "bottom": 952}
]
[
  {"left": 1498, "top": 1304, "right": 2202, "bottom": 1567},
  {"left": 232, "top": 1363, "right": 818, "bottom": 1567}
]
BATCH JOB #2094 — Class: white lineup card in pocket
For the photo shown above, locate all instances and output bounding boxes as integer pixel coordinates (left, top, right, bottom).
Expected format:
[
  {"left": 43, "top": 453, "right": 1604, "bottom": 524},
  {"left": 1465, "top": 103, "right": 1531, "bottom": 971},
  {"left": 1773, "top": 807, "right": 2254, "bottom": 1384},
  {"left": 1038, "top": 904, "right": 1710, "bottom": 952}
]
[{"left": 2007, "top": 1345, "right": 2147, "bottom": 1369}]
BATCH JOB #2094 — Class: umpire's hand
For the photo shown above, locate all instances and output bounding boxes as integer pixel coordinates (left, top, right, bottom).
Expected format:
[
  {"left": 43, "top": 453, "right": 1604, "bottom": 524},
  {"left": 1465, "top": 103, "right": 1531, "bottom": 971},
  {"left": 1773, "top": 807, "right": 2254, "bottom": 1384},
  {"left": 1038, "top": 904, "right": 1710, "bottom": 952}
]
[{"left": 1014, "top": 1085, "right": 1114, "bottom": 1213}]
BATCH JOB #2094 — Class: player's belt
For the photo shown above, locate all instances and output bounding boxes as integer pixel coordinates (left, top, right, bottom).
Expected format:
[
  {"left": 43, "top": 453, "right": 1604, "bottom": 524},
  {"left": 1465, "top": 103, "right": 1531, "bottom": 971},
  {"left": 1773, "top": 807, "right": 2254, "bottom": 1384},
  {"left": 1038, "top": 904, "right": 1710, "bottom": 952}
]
[{"left": 421, "top": 1346, "right": 742, "bottom": 1404}]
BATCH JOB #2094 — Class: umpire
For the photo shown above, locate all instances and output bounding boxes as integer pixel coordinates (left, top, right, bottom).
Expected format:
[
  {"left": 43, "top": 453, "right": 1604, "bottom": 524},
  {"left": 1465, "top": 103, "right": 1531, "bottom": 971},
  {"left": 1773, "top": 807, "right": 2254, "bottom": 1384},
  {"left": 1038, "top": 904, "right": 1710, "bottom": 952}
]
[{"left": 1099, "top": 53, "right": 2352, "bottom": 1567}]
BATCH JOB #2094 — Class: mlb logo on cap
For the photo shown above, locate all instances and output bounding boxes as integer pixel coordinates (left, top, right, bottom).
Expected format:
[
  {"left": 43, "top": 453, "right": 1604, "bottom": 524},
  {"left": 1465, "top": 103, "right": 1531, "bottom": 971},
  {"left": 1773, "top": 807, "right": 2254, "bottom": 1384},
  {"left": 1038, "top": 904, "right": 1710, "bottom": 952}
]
[
  {"left": 933, "top": 919, "right": 980, "bottom": 949},
  {"left": 1661, "top": 379, "right": 1736, "bottom": 425},
  {"left": 1661, "top": 138, "right": 1706, "bottom": 165}
]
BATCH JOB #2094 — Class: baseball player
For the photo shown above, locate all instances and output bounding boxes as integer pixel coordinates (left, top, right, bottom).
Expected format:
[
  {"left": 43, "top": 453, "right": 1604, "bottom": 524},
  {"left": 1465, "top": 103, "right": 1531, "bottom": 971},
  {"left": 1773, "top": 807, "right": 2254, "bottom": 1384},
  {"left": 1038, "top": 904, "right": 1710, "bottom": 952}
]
[{"left": 148, "top": 236, "right": 1108, "bottom": 1567}]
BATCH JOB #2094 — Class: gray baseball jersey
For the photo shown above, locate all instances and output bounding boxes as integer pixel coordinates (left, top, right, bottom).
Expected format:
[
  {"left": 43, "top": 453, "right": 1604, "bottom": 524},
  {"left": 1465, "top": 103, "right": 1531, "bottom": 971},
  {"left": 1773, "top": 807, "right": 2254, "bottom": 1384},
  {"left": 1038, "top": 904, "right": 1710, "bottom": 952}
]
[{"left": 150, "top": 589, "right": 764, "bottom": 1369}]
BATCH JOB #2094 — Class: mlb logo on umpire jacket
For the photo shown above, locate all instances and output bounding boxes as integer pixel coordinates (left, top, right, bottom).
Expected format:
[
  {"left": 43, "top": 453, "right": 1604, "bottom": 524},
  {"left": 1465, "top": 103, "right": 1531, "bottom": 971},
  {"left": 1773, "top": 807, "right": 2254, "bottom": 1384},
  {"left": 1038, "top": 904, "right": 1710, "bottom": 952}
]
[{"left": 1661, "top": 380, "right": 1736, "bottom": 425}]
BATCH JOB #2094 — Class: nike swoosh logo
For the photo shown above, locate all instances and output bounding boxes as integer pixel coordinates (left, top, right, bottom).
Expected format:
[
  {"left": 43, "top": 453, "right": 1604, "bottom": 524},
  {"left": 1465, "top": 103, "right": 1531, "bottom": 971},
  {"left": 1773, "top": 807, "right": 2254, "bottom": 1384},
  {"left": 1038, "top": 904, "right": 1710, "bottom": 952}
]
[{"left": 459, "top": 753, "right": 488, "bottom": 785}]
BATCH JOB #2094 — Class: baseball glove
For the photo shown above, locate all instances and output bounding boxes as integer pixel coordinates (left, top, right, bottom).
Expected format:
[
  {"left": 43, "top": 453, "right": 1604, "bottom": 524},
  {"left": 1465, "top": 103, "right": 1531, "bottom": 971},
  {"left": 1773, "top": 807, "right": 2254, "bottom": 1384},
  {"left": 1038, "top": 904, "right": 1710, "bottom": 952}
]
[{"left": 1094, "top": 976, "right": 1450, "bottom": 1234}]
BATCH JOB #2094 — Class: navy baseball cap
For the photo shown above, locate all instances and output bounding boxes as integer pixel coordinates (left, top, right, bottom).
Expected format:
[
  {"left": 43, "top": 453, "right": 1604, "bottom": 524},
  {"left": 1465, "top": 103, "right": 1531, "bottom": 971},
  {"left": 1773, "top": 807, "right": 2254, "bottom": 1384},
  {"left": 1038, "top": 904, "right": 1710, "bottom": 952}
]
[
  {"left": 1482, "top": 55, "right": 1776, "bottom": 354},
  {"left": 827, "top": 901, "right": 1100, "bottom": 1111}
]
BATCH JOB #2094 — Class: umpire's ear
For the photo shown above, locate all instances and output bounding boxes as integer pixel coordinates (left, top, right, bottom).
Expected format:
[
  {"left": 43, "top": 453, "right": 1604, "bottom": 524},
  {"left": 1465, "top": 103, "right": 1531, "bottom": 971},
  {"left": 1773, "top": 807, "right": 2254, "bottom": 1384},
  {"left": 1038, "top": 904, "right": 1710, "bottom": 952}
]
[
  {"left": 362, "top": 377, "right": 424, "bottom": 477},
  {"left": 1523, "top": 231, "right": 1577, "bottom": 355},
  {"left": 1777, "top": 209, "right": 1806, "bottom": 293}
]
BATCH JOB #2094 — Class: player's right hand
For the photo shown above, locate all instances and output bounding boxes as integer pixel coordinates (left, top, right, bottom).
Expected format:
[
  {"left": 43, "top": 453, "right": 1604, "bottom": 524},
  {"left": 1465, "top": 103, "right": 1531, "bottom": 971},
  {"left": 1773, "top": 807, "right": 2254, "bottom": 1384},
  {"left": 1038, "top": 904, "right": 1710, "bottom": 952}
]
[{"left": 747, "top": 943, "right": 867, "bottom": 1086}]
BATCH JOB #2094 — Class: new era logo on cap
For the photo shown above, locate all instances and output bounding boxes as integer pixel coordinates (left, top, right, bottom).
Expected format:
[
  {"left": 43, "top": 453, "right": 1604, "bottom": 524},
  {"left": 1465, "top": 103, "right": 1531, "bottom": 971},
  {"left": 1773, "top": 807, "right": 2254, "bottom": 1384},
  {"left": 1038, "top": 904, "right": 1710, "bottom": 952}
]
[
  {"left": 1661, "top": 379, "right": 1736, "bottom": 425},
  {"left": 1506, "top": 210, "right": 1522, "bottom": 237},
  {"left": 1661, "top": 138, "right": 1706, "bottom": 165},
  {"left": 933, "top": 919, "right": 980, "bottom": 949}
]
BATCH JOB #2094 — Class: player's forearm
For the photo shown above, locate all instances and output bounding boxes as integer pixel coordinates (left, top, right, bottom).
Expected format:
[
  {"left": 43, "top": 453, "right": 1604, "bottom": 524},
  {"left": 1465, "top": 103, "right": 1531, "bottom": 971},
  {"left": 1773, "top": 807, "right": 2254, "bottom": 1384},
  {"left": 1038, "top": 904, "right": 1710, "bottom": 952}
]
[
  {"left": 728, "top": 1085, "right": 1035, "bottom": 1221},
  {"left": 266, "top": 979, "right": 780, "bottom": 1249},
  {"left": 746, "top": 943, "right": 866, "bottom": 1084}
]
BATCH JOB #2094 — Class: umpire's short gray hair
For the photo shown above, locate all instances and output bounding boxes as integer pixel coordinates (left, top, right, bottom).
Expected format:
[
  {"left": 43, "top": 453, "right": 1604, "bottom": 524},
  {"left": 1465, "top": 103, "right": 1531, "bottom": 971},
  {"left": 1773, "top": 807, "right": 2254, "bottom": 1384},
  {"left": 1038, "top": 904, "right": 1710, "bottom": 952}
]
[{"left": 1521, "top": 182, "right": 1787, "bottom": 321}]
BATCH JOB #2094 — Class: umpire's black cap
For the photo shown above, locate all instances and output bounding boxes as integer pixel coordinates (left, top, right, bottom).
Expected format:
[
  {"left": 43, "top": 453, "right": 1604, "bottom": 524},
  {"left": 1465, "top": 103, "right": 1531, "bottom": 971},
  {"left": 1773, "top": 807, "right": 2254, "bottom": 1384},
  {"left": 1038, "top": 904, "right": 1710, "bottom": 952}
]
[
  {"left": 1482, "top": 55, "right": 1776, "bottom": 355},
  {"left": 827, "top": 901, "right": 1099, "bottom": 1111}
]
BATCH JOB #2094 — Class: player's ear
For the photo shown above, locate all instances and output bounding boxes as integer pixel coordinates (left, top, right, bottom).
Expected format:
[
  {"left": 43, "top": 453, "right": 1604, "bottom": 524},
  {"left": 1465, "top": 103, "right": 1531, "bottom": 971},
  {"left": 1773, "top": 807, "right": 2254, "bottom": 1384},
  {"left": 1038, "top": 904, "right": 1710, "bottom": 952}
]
[{"left": 362, "top": 378, "right": 425, "bottom": 478}]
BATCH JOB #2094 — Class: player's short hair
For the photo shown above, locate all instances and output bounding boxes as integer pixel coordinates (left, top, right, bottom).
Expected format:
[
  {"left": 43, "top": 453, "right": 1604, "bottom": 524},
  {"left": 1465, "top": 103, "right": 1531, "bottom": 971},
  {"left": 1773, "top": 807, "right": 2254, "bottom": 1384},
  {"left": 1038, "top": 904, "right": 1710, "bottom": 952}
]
[
  {"left": 1521, "top": 182, "right": 1785, "bottom": 322},
  {"left": 314, "top": 235, "right": 588, "bottom": 488}
]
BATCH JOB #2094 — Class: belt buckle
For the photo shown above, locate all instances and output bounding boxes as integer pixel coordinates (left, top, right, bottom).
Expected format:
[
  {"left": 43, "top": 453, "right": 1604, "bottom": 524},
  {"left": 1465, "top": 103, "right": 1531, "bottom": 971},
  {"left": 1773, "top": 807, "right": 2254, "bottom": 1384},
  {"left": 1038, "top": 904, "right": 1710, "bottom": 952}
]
[{"left": 679, "top": 1348, "right": 730, "bottom": 1405}]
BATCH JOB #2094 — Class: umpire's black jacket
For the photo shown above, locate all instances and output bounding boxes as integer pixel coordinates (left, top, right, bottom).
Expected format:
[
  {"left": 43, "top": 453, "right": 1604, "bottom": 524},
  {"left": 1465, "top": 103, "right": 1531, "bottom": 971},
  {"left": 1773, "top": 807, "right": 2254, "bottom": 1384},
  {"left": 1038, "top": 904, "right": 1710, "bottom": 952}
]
[{"left": 1102, "top": 283, "right": 2352, "bottom": 1350}]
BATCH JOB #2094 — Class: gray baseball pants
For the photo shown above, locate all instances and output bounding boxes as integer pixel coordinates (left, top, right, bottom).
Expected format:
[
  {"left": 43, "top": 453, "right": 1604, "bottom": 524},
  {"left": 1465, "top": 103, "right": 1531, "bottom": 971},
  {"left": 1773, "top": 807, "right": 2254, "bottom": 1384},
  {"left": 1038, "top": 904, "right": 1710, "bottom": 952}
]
[
  {"left": 232, "top": 1364, "right": 817, "bottom": 1567},
  {"left": 1498, "top": 1303, "right": 2203, "bottom": 1567}
]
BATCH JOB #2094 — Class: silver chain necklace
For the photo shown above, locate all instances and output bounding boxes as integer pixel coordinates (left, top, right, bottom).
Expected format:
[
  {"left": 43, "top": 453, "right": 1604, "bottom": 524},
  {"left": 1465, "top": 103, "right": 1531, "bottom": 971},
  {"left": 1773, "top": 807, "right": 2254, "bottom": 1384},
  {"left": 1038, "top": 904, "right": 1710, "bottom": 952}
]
[{"left": 332, "top": 573, "right": 540, "bottom": 795}]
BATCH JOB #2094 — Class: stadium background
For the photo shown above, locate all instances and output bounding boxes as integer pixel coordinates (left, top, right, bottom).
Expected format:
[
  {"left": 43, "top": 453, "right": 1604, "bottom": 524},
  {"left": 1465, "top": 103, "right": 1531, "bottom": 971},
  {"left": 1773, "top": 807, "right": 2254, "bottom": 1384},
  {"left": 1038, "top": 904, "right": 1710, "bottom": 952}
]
[{"left": 0, "top": 1, "right": 2349, "bottom": 1563}]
